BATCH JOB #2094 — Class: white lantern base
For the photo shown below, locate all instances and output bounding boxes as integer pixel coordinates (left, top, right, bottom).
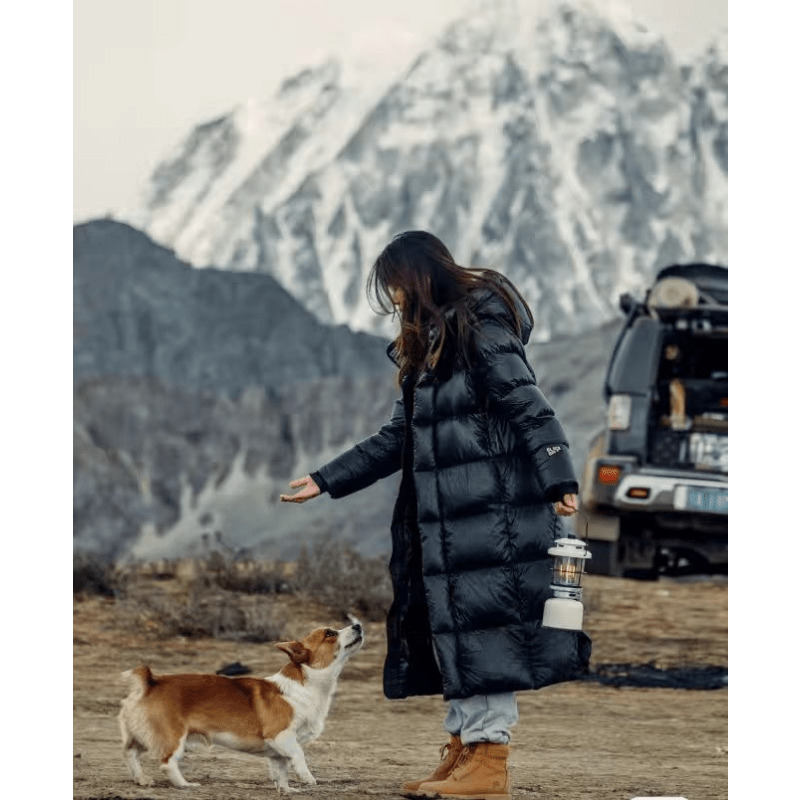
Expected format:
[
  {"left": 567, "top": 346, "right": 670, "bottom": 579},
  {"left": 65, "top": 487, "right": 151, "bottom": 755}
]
[{"left": 542, "top": 597, "right": 584, "bottom": 630}]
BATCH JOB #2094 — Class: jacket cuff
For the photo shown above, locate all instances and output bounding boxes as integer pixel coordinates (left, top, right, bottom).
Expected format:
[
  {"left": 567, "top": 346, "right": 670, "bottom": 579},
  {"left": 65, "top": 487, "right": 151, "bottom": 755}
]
[
  {"left": 309, "top": 471, "right": 329, "bottom": 495},
  {"left": 544, "top": 480, "right": 579, "bottom": 503}
]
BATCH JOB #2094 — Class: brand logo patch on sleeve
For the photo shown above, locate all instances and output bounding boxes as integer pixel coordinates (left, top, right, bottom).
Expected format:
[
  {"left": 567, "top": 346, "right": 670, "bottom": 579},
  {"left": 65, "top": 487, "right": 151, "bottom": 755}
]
[{"left": 546, "top": 445, "right": 562, "bottom": 457}]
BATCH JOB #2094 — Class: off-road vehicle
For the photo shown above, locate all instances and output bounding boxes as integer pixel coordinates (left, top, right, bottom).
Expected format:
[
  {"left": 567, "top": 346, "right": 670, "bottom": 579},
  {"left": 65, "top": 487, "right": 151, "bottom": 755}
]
[{"left": 579, "top": 263, "right": 728, "bottom": 577}]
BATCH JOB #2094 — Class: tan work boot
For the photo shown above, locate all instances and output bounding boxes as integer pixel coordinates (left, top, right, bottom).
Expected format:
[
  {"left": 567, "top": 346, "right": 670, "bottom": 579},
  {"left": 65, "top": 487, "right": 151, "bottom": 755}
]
[
  {"left": 414, "top": 742, "right": 512, "bottom": 799},
  {"left": 401, "top": 735, "right": 464, "bottom": 795}
]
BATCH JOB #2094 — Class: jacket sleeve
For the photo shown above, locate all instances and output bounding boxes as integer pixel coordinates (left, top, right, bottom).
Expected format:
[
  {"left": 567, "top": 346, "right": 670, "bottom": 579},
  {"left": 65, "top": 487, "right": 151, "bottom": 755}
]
[
  {"left": 475, "top": 320, "right": 579, "bottom": 502},
  {"left": 312, "top": 396, "right": 406, "bottom": 499}
]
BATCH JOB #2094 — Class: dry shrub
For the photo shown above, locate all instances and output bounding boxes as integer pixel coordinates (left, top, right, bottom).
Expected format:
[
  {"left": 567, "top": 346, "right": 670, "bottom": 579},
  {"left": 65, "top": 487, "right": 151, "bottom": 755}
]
[
  {"left": 212, "top": 559, "right": 293, "bottom": 595},
  {"left": 131, "top": 575, "right": 287, "bottom": 642},
  {"left": 293, "top": 538, "right": 392, "bottom": 621},
  {"left": 105, "top": 540, "right": 296, "bottom": 641},
  {"left": 76, "top": 536, "right": 391, "bottom": 640},
  {"left": 73, "top": 555, "right": 126, "bottom": 598}
]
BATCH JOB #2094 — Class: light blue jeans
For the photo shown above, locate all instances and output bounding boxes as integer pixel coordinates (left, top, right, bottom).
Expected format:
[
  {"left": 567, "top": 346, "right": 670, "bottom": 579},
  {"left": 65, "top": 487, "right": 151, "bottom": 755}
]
[{"left": 443, "top": 693, "right": 519, "bottom": 745}]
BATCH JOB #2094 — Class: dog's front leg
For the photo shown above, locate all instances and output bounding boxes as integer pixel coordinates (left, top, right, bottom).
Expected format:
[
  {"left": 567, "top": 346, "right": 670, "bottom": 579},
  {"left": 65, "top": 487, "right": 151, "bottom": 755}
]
[
  {"left": 272, "top": 732, "right": 316, "bottom": 787},
  {"left": 267, "top": 755, "right": 294, "bottom": 794}
]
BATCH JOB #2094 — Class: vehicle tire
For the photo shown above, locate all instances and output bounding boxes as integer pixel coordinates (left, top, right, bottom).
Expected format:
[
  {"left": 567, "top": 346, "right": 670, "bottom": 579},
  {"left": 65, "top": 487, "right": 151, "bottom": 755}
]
[
  {"left": 621, "top": 565, "right": 659, "bottom": 580},
  {"left": 585, "top": 539, "right": 623, "bottom": 578},
  {"left": 618, "top": 521, "right": 659, "bottom": 580}
]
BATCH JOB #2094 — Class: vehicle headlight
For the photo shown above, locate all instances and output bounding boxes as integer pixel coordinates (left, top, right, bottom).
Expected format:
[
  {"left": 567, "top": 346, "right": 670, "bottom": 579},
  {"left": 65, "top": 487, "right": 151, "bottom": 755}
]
[{"left": 608, "top": 394, "right": 632, "bottom": 431}]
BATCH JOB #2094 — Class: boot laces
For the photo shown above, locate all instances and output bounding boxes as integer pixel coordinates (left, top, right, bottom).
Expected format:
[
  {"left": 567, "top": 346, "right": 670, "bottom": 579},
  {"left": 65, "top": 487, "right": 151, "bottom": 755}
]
[{"left": 450, "top": 743, "right": 475, "bottom": 776}]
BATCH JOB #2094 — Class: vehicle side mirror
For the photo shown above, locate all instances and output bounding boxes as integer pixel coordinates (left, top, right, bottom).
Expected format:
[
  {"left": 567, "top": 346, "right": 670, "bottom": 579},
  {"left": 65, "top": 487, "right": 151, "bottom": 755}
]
[{"left": 619, "top": 293, "right": 635, "bottom": 314}]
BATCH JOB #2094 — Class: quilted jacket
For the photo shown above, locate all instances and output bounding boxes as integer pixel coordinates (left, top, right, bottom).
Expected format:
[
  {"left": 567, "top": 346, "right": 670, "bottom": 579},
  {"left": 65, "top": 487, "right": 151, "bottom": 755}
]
[{"left": 312, "top": 288, "right": 591, "bottom": 700}]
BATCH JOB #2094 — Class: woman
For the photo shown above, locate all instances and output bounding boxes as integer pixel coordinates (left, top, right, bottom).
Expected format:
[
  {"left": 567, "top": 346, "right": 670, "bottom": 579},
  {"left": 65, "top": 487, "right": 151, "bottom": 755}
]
[{"left": 281, "top": 231, "right": 591, "bottom": 799}]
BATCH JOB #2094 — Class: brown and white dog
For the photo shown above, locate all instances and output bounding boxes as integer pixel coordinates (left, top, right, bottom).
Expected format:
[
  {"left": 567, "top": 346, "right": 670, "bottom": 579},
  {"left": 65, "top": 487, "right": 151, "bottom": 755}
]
[{"left": 118, "top": 622, "right": 364, "bottom": 793}]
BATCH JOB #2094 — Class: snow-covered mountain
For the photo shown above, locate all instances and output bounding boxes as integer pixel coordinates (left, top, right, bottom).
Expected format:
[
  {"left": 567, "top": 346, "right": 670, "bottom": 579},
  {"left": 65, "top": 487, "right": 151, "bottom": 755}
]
[{"left": 123, "top": 0, "right": 727, "bottom": 341}]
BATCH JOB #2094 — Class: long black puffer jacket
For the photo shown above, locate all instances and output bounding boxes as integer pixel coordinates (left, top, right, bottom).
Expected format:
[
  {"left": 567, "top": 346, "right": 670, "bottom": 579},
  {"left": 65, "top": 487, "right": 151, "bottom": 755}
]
[{"left": 312, "top": 289, "right": 591, "bottom": 700}]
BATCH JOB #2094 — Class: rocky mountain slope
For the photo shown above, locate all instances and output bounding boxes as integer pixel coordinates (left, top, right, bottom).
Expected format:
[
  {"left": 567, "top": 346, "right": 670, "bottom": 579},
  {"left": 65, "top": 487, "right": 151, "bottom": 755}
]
[
  {"left": 74, "top": 220, "right": 398, "bottom": 559},
  {"left": 74, "top": 220, "right": 392, "bottom": 395},
  {"left": 122, "top": 0, "right": 727, "bottom": 341}
]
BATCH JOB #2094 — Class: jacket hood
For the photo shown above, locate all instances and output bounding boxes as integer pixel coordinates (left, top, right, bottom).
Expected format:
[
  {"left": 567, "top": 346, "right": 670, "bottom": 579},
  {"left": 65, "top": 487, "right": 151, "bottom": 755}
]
[{"left": 469, "top": 286, "right": 533, "bottom": 345}]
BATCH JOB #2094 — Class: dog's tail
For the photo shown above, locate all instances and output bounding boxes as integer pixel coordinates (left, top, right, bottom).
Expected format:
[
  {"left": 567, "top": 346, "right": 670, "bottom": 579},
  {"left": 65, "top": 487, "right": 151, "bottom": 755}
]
[{"left": 121, "top": 665, "right": 157, "bottom": 694}]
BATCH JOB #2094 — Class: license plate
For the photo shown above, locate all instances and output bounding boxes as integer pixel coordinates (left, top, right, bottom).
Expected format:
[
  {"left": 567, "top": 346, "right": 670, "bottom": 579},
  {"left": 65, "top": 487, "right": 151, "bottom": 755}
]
[{"left": 677, "top": 486, "right": 728, "bottom": 514}]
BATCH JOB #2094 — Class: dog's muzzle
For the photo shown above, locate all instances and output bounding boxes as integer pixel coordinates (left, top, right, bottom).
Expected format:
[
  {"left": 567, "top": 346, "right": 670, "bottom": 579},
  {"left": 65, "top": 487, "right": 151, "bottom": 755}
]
[{"left": 343, "top": 622, "right": 364, "bottom": 651}]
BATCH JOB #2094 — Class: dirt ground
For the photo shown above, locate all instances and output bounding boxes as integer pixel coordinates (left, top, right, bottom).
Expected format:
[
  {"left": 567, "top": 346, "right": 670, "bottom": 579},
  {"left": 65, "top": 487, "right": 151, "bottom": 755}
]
[{"left": 73, "top": 572, "right": 727, "bottom": 800}]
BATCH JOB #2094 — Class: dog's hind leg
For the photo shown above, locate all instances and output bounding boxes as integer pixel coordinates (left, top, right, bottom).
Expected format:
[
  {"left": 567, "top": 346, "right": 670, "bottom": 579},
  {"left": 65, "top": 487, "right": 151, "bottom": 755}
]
[
  {"left": 159, "top": 732, "right": 200, "bottom": 789},
  {"left": 124, "top": 741, "right": 153, "bottom": 786},
  {"left": 119, "top": 713, "right": 153, "bottom": 786}
]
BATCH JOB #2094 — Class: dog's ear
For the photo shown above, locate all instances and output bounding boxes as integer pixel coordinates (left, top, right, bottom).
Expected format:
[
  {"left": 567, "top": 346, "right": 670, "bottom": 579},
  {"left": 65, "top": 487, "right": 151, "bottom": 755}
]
[{"left": 276, "top": 641, "right": 311, "bottom": 664}]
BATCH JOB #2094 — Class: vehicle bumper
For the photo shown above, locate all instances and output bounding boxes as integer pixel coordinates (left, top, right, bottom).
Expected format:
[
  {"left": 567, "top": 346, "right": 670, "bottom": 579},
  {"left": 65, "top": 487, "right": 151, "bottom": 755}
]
[{"left": 585, "top": 457, "right": 727, "bottom": 520}]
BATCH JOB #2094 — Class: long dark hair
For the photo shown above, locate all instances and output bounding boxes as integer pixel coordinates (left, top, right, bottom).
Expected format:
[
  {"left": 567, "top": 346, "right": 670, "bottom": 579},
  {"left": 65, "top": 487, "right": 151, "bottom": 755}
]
[{"left": 366, "top": 231, "right": 533, "bottom": 383}]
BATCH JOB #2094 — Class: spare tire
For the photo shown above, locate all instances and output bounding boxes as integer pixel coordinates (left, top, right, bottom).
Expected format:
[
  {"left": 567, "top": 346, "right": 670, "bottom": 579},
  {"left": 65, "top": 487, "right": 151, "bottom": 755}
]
[{"left": 647, "top": 277, "right": 699, "bottom": 309}]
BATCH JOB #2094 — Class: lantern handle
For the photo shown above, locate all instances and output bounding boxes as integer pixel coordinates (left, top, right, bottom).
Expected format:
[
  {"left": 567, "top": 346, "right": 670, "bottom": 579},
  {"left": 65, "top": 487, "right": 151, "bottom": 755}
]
[{"left": 573, "top": 509, "right": 590, "bottom": 541}]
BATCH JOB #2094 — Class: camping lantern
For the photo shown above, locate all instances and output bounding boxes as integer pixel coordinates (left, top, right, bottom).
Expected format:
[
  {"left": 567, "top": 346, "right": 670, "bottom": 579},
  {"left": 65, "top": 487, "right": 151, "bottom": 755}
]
[{"left": 542, "top": 537, "right": 591, "bottom": 631}]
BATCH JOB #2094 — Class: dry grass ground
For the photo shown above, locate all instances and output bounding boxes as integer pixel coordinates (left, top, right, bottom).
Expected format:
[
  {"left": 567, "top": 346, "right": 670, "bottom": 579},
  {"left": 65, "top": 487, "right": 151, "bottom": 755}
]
[{"left": 73, "top": 569, "right": 727, "bottom": 800}]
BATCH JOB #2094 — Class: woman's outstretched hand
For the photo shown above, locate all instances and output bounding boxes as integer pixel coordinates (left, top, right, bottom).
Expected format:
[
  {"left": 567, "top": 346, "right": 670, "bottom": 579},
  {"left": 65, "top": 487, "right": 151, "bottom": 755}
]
[
  {"left": 554, "top": 493, "right": 578, "bottom": 516},
  {"left": 280, "top": 475, "right": 321, "bottom": 504}
]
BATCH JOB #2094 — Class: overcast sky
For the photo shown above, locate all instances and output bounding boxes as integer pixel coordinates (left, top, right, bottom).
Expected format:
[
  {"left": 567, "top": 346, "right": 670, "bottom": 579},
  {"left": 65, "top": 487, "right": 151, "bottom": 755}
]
[{"left": 73, "top": 0, "right": 728, "bottom": 222}]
